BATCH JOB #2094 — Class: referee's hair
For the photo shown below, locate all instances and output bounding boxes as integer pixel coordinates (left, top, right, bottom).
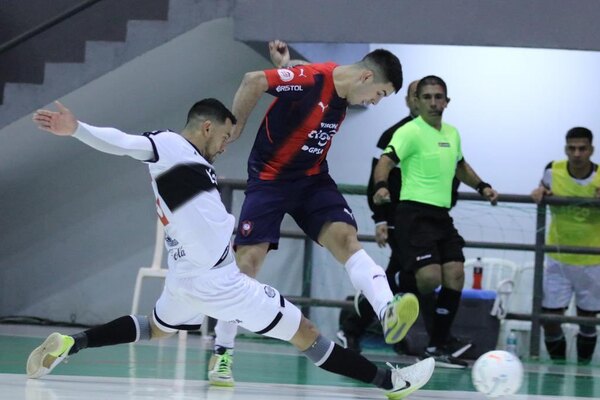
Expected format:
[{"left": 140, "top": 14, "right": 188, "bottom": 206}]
[
  {"left": 361, "top": 49, "right": 403, "bottom": 93},
  {"left": 186, "top": 98, "right": 237, "bottom": 126},
  {"left": 416, "top": 75, "right": 448, "bottom": 99},
  {"left": 566, "top": 127, "right": 593, "bottom": 143}
]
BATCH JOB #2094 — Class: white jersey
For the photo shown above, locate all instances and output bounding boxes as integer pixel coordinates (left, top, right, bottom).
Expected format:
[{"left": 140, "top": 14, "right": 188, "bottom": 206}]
[
  {"left": 73, "top": 122, "right": 301, "bottom": 337},
  {"left": 144, "top": 130, "right": 235, "bottom": 276}
]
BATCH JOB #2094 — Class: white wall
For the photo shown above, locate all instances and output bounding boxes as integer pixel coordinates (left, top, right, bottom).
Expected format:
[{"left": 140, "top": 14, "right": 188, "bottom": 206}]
[
  {"left": 307, "top": 44, "right": 600, "bottom": 338},
  {"left": 328, "top": 44, "right": 600, "bottom": 194}
]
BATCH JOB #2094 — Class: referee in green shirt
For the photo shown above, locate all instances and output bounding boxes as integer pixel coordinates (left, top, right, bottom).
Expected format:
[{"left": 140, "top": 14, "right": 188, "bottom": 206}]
[{"left": 373, "top": 75, "right": 498, "bottom": 368}]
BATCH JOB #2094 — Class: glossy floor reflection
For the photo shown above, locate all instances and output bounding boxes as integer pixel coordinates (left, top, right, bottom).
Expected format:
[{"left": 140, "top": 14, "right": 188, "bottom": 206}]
[{"left": 1, "top": 324, "right": 599, "bottom": 399}]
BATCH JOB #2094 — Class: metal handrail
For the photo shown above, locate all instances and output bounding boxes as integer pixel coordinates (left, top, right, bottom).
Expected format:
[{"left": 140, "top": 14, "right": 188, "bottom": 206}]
[
  {"left": 0, "top": 0, "right": 104, "bottom": 56},
  {"left": 219, "top": 179, "right": 600, "bottom": 358}
]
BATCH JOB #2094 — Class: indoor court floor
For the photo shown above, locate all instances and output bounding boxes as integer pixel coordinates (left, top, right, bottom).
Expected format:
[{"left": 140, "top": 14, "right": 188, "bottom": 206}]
[{"left": 1, "top": 324, "right": 598, "bottom": 400}]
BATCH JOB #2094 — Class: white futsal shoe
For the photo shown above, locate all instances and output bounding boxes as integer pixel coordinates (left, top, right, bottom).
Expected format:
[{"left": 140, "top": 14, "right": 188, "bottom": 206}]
[
  {"left": 27, "top": 332, "right": 75, "bottom": 379},
  {"left": 386, "top": 357, "right": 435, "bottom": 399}
]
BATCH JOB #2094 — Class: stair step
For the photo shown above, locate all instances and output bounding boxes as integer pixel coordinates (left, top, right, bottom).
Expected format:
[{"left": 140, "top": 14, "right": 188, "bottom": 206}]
[
  {"left": 84, "top": 41, "right": 129, "bottom": 66},
  {"left": 44, "top": 62, "right": 92, "bottom": 87},
  {"left": 3, "top": 82, "right": 46, "bottom": 100},
  {"left": 2, "top": 82, "right": 48, "bottom": 118},
  {"left": 0, "top": 0, "right": 231, "bottom": 128},
  {"left": 126, "top": 19, "right": 172, "bottom": 46}
]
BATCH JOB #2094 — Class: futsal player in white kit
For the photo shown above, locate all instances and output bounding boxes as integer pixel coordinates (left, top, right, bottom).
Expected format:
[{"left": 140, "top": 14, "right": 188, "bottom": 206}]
[{"left": 26, "top": 99, "right": 434, "bottom": 399}]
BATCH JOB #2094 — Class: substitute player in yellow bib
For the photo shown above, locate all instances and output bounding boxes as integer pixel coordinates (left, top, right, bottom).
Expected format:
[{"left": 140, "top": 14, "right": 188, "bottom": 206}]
[{"left": 531, "top": 127, "right": 600, "bottom": 364}]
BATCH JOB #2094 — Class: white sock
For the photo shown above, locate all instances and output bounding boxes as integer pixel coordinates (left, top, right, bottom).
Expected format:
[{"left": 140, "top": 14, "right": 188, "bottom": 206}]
[
  {"left": 214, "top": 319, "right": 238, "bottom": 349},
  {"left": 344, "top": 249, "right": 393, "bottom": 320}
]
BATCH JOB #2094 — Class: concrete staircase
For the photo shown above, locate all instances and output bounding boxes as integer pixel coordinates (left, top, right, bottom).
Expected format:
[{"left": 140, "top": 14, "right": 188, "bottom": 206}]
[{"left": 0, "top": 0, "right": 232, "bottom": 129}]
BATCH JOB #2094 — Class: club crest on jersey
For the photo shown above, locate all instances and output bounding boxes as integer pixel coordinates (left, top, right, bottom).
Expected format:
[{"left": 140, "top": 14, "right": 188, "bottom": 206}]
[
  {"left": 264, "top": 285, "right": 276, "bottom": 298},
  {"left": 240, "top": 220, "right": 253, "bottom": 237},
  {"left": 165, "top": 235, "right": 179, "bottom": 247},
  {"left": 277, "top": 68, "right": 294, "bottom": 82}
]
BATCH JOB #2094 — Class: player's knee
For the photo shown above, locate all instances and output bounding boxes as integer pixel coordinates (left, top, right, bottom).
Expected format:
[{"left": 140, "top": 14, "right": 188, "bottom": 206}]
[
  {"left": 235, "top": 245, "right": 267, "bottom": 277},
  {"left": 290, "top": 316, "right": 320, "bottom": 351},
  {"left": 149, "top": 318, "right": 176, "bottom": 340},
  {"left": 298, "top": 316, "right": 319, "bottom": 337},
  {"left": 320, "top": 222, "right": 361, "bottom": 258},
  {"left": 341, "top": 229, "right": 361, "bottom": 251},
  {"left": 442, "top": 263, "right": 465, "bottom": 288},
  {"left": 237, "top": 261, "right": 259, "bottom": 277},
  {"left": 416, "top": 267, "right": 442, "bottom": 292}
]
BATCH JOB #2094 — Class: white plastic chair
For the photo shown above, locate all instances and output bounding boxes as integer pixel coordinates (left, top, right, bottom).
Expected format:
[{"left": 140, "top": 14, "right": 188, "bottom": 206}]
[
  {"left": 463, "top": 257, "right": 519, "bottom": 320},
  {"left": 500, "top": 262, "right": 535, "bottom": 351},
  {"left": 509, "top": 260, "right": 581, "bottom": 360},
  {"left": 509, "top": 262, "right": 535, "bottom": 315},
  {"left": 131, "top": 219, "right": 167, "bottom": 314}
]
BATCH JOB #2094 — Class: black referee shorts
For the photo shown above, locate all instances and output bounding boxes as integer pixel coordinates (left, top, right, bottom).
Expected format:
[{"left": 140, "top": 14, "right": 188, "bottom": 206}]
[{"left": 394, "top": 201, "right": 465, "bottom": 272}]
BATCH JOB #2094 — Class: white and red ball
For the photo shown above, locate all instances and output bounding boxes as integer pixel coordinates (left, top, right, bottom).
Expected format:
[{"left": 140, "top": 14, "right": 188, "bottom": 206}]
[{"left": 472, "top": 350, "right": 523, "bottom": 398}]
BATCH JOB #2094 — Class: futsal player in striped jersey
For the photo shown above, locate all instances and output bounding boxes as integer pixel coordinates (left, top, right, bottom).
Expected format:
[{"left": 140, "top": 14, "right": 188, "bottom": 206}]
[{"left": 211, "top": 41, "right": 421, "bottom": 385}]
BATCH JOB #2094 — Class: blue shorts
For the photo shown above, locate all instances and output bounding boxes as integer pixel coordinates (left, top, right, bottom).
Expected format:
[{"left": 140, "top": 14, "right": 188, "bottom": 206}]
[{"left": 234, "top": 174, "right": 357, "bottom": 249}]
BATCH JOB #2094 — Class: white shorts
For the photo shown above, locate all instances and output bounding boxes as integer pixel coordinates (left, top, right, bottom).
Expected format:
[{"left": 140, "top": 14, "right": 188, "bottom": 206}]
[
  {"left": 153, "top": 261, "right": 302, "bottom": 341},
  {"left": 542, "top": 257, "right": 600, "bottom": 312}
]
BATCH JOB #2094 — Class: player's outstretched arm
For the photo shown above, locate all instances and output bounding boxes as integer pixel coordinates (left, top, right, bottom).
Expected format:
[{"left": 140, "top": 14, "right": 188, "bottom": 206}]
[
  {"left": 32, "top": 101, "right": 154, "bottom": 161},
  {"left": 33, "top": 101, "right": 78, "bottom": 136}
]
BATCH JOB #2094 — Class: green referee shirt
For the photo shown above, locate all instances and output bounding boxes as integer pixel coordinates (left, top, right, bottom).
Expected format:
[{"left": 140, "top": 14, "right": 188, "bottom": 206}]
[{"left": 384, "top": 116, "right": 463, "bottom": 208}]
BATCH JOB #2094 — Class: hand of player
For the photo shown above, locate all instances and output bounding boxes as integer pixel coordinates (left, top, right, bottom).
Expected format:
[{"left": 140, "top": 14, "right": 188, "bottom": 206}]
[
  {"left": 32, "top": 101, "right": 78, "bottom": 136},
  {"left": 375, "top": 224, "right": 388, "bottom": 248},
  {"left": 482, "top": 187, "right": 499, "bottom": 206},
  {"left": 373, "top": 187, "right": 391, "bottom": 205},
  {"left": 269, "top": 40, "right": 290, "bottom": 68},
  {"left": 531, "top": 186, "right": 552, "bottom": 204}
]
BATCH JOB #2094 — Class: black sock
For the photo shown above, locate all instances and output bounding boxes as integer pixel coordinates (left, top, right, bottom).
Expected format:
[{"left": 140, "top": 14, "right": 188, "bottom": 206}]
[
  {"left": 577, "top": 334, "right": 597, "bottom": 363},
  {"left": 319, "top": 344, "right": 392, "bottom": 389},
  {"left": 429, "top": 287, "right": 461, "bottom": 348},
  {"left": 69, "top": 315, "right": 140, "bottom": 355},
  {"left": 69, "top": 332, "right": 88, "bottom": 355},
  {"left": 545, "top": 336, "right": 566, "bottom": 360}
]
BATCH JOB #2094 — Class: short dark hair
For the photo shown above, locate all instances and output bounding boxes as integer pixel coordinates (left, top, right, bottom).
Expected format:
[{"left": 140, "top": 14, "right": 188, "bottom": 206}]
[
  {"left": 186, "top": 98, "right": 236, "bottom": 126},
  {"left": 416, "top": 75, "right": 448, "bottom": 98},
  {"left": 566, "top": 127, "right": 593, "bottom": 144},
  {"left": 361, "top": 49, "right": 403, "bottom": 93}
]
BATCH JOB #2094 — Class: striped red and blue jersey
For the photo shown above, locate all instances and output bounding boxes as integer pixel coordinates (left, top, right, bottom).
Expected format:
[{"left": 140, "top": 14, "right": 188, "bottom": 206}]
[{"left": 247, "top": 62, "right": 348, "bottom": 181}]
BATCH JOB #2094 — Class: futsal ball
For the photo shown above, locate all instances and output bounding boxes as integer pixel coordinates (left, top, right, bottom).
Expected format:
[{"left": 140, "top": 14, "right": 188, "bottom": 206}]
[{"left": 471, "top": 350, "right": 523, "bottom": 398}]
